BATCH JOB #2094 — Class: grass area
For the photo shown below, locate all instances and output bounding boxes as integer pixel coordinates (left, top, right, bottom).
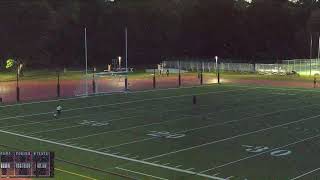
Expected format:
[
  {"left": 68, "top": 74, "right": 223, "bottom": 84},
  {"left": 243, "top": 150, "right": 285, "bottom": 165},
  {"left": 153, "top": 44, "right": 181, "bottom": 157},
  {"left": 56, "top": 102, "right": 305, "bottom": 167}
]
[{"left": 1, "top": 84, "right": 320, "bottom": 179}]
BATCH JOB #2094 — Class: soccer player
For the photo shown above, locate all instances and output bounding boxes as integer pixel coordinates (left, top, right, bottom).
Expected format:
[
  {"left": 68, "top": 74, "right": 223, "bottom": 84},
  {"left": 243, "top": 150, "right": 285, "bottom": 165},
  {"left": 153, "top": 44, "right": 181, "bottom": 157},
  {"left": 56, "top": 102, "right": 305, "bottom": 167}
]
[{"left": 56, "top": 105, "right": 62, "bottom": 116}]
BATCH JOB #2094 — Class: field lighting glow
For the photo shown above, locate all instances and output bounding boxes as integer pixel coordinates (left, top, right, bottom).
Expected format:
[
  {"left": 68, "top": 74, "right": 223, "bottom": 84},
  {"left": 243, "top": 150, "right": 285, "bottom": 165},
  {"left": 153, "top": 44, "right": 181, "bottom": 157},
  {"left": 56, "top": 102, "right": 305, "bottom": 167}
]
[{"left": 244, "top": 0, "right": 300, "bottom": 2}]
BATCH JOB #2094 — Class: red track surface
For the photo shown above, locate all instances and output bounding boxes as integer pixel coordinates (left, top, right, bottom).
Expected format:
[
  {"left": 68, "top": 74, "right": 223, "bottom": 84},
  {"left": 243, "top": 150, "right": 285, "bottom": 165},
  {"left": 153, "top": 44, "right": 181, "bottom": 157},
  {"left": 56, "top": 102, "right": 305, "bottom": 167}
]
[{"left": 0, "top": 76, "right": 314, "bottom": 104}]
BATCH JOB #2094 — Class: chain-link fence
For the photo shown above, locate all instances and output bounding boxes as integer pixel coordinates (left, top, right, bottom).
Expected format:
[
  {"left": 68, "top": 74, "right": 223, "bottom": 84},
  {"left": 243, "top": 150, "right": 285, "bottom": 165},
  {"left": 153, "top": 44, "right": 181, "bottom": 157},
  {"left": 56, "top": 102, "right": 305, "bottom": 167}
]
[
  {"left": 164, "top": 59, "right": 320, "bottom": 76},
  {"left": 2, "top": 59, "right": 320, "bottom": 104}
]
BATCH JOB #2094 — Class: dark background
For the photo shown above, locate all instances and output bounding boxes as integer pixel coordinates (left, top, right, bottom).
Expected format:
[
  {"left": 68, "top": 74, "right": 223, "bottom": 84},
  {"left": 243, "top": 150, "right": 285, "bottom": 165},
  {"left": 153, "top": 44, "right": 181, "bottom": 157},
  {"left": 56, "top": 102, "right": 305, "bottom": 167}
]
[{"left": 1, "top": 0, "right": 320, "bottom": 68}]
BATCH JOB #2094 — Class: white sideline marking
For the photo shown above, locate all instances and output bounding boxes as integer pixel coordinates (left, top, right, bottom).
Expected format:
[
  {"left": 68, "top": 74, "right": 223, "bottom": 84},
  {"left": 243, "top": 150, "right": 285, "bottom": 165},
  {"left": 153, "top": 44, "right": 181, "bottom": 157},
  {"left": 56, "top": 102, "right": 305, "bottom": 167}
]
[
  {"left": 143, "top": 113, "right": 320, "bottom": 161},
  {"left": 226, "top": 176, "right": 234, "bottom": 179},
  {"left": 97, "top": 137, "right": 154, "bottom": 150},
  {"left": 1, "top": 82, "right": 319, "bottom": 109},
  {"left": 200, "top": 134, "right": 320, "bottom": 173},
  {"left": 1, "top": 112, "right": 141, "bottom": 129},
  {"left": 290, "top": 167, "right": 320, "bottom": 180},
  {"left": 186, "top": 168, "right": 195, "bottom": 171},
  {"left": 223, "top": 83, "right": 320, "bottom": 93},
  {"left": 28, "top": 124, "right": 84, "bottom": 135},
  {"left": 0, "top": 129, "right": 226, "bottom": 180},
  {"left": 0, "top": 102, "right": 148, "bottom": 122},
  {"left": 0, "top": 86, "right": 254, "bottom": 121},
  {"left": 116, "top": 167, "right": 169, "bottom": 180}
]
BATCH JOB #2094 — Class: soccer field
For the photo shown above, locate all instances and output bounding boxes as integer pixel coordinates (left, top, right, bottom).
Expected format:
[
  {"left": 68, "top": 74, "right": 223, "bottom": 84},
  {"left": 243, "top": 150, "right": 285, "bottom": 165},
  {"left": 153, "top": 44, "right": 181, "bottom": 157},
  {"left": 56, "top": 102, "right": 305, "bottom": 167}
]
[{"left": 2, "top": 84, "right": 320, "bottom": 179}]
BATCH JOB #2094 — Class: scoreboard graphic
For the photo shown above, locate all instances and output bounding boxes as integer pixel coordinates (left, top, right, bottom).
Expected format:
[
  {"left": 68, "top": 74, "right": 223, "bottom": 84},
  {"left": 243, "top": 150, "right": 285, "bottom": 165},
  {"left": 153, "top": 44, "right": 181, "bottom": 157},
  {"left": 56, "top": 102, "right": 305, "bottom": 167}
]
[{"left": 0, "top": 152, "right": 54, "bottom": 178}]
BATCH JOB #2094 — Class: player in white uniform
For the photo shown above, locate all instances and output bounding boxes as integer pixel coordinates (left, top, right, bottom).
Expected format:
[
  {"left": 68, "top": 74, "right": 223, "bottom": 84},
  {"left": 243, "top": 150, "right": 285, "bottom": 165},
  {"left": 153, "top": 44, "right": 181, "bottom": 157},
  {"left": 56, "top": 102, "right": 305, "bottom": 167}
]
[{"left": 55, "top": 105, "right": 62, "bottom": 117}]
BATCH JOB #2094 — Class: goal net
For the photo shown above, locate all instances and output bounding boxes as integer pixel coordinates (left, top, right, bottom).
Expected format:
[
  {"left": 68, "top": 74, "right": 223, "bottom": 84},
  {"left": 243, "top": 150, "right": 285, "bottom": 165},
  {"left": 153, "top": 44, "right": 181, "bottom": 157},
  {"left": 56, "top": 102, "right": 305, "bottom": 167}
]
[{"left": 74, "top": 72, "right": 126, "bottom": 96}]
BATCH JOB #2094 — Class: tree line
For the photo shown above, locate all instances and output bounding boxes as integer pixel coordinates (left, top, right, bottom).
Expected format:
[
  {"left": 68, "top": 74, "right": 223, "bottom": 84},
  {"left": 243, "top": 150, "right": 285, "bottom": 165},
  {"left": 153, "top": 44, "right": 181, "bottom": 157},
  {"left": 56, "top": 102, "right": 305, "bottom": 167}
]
[{"left": 0, "top": 0, "right": 320, "bottom": 69}]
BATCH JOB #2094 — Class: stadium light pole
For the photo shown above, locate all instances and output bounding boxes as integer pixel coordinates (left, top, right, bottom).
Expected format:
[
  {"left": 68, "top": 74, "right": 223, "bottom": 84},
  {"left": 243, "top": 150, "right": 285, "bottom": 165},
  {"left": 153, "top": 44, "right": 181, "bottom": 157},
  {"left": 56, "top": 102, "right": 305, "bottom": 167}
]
[
  {"left": 318, "top": 35, "right": 320, "bottom": 59},
  {"left": 16, "top": 62, "right": 20, "bottom": 102},
  {"left": 125, "top": 27, "right": 128, "bottom": 91},
  {"left": 56, "top": 69, "right": 60, "bottom": 97},
  {"left": 310, "top": 33, "right": 313, "bottom": 76},
  {"left": 85, "top": 27, "right": 88, "bottom": 96},
  {"left": 215, "top": 56, "right": 220, "bottom": 84}
]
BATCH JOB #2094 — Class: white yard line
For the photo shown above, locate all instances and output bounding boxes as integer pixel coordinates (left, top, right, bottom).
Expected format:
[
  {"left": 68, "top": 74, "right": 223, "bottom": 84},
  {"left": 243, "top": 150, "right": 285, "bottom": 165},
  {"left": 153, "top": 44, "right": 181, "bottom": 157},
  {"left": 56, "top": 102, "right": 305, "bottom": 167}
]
[
  {"left": 290, "top": 167, "right": 320, "bottom": 180},
  {"left": 27, "top": 124, "right": 85, "bottom": 135},
  {"left": 0, "top": 129, "right": 226, "bottom": 180},
  {"left": 186, "top": 168, "right": 195, "bottom": 171},
  {"left": 200, "top": 134, "right": 320, "bottom": 173},
  {"left": 0, "top": 87, "right": 254, "bottom": 121},
  {"left": 0, "top": 103, "right": 147, "bottom": 122},
  {"left": 60, "top": 115, "right": 191, "bottom": 142},
  {"left": 115, "top": 167, "right": 169, "bottom": 180},
  {"left": 143, "top": 113, "right": 320, "bottom": 161},
  {"left": 97, "top": 137, "right": 154, "bottom": 151},
  {"left": 1, "top": 113, "right": 141, "bottom": 129},
  {"left": 62, "top": 92, "right": 312, "bottom": 143},
  {"left": 96, "top": 100, "right": 319, "bottom": 152}
]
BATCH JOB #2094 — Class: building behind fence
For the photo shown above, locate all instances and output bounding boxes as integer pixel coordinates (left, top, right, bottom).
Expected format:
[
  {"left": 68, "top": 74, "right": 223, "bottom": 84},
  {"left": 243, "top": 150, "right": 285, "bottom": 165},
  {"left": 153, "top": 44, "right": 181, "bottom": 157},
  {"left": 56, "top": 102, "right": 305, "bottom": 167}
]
[{"left": 163, "top": 59, "right": 320, "bottom": 76}]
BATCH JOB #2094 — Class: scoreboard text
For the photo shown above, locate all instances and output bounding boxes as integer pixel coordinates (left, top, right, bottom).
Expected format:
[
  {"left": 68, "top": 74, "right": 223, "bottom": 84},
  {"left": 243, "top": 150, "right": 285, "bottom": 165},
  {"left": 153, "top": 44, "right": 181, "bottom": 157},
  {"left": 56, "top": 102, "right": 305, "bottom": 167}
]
[{"left": 0, "top": 152, "right": 54, "bottom": 178}]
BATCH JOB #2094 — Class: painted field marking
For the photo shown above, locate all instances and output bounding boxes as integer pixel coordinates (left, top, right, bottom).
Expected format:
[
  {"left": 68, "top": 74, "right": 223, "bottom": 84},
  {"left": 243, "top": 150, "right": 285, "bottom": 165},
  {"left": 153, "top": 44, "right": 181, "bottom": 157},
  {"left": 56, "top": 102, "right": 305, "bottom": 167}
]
[
  {"left": 0, "top": 129, "right": 226, "bottom": 180},
  {"left": 27, "top": 124, "right": 85, "bottom": 135},
  {"left": 200, "top": 133, "right": 320, "bottom": 173},
  {"left": 225, "top": 176, "right": 234, "bottom": 179},
  {"left": 186, "top": 168, "right": 195, "bottom": 171},
  {"left": 0, "top": 87, "right": 252, "bottom": 131},
  {"left": 5, "top": 81, "right": 318, "bottom": 109},
  {"left": 175, "top": 165, "right": 183, "bottom": 168},
  {"left": 60, "top": 115, "right": 192, "bottom": 142},
  {"left": 0, "top": 102, "right": 151, "bottom": 122},
  {"left": 2, "top": 113, "right": 143, "bottom": 131},
  {"left": 116, "top": 167, "right": 169, "bottom": 180},
  {"left": 91, "top": 101, "right": 307, "bottom": 156},
  {"left": 62, "top": 92, "right": 314, "bottom": 143},
  {"left": 0, "top": 86, "right": 255, "bottom": 121},
  {"left": 56, "top": 167, "right": 98, "bottom": 180},
  {"left": 290, "top": 167, "right": 320, "bottom": 180},
  {"left": 98, "top": 138, "right": 155, "bottom": 151},
  {"left": 162, "top": 163, "right": 170, "bottom": 166},
  {"left": 143, "top": 113, "right": 320, "bottom": 161}
]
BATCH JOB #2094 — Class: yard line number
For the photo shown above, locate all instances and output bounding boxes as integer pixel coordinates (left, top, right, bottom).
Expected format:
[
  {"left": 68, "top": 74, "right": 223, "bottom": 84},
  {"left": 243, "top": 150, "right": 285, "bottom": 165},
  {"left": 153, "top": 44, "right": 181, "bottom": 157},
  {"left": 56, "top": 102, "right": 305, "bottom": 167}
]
[
  {"left": 79, "top": 120, "right": 109, "bottom": 127},
  {"left": 147, "top": 131, "right": 186, "bottom": 139},
  {"left": 242, "top": 145, "right": 291, "bottom": 157}
]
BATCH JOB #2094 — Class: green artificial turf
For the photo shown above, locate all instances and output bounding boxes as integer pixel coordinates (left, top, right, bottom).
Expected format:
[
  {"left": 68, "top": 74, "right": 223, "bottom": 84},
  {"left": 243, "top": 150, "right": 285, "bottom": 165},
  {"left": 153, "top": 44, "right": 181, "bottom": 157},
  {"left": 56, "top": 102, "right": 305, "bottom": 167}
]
[{"left": 1, "top": 84, "right": 320, "bottom": 179}]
